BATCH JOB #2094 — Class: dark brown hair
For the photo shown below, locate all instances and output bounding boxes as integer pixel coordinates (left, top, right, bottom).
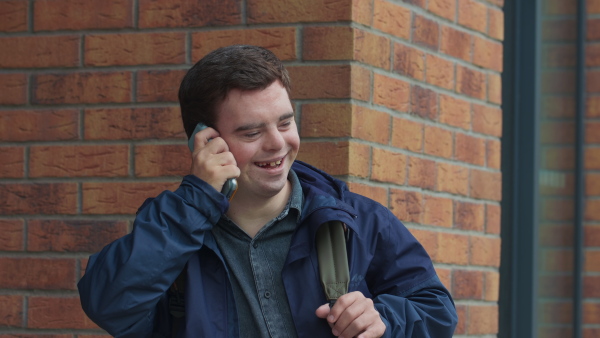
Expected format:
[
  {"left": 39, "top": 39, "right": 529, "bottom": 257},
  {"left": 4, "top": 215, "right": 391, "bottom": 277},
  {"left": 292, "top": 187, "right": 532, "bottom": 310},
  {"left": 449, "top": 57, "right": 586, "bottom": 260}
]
[{"left": 179, "top": 45, "right": 291, "bottom": 139}]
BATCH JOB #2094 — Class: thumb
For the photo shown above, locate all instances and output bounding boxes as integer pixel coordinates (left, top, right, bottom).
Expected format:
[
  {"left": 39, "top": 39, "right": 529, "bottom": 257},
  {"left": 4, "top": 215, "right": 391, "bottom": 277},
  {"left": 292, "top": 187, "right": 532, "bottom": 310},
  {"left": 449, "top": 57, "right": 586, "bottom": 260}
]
[{"left": 315, "top": 304, "right": 331, "bottom": 319}]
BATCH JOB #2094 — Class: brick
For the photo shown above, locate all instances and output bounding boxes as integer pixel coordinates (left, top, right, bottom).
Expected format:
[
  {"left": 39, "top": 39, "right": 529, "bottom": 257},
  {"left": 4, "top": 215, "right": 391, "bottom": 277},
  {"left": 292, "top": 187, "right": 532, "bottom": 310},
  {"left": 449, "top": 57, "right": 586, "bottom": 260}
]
[
  {"left": 540, "top": 248, "right": 573, "bottom": 272},
  {"left": 587, "top": 44, "right": 600, "bottom": 67},
  {"left": 584, "top": 276, "right": 600, "bottom": 297},
  {"left": 484, "top": 271, "right": 500, "bottom": 301},
  {"left": 585, "top": 329, "right": 600, "bottom": 338},
  {"left": 0, "top": 110, "right": 79, "bottom": 142},
  {"left": 539, "top": 301, "right": 572, "bottom": 324},
  {"left": 437, "top": 162, "right": 469, "bottom": 196},
  {"left": 139, "top": 0, "right": 241, "bottom": 28},
  {"left": 137, "top": 69, "right": 186, "bottom": 103},
  {"left": 584, "top": 302, "right": 600, "bottom": 323},
  {"left": 352, "top": 106, "right": 391, "bottom": 144},
  {"left": 298, "top": 141, "right": 370, "bottom": 177},
  {"left": 28, "top": 297, "right": 98, "bottom": 329},
  {"left": 0, "top": 295, "right": 22, "bottom": 327},
  {"left": 586, "top": 122, "right": 600, "bottom": 144},
  {"left": 539, "top": 274, "right": 572, "bottom": 298},
  {"left": 393, "top": 43, "right": 425, "bottom": 81},
  {"left": 544, "top": 70, "right": 575, "bottom": 94},
  {"left": 437, "top": 232, "right": 469, "bottom": 264},
  {"left": 346, "top": 182, "right": 388, "bottom": 206},
  {"left": 486, "top": 139, "right": 501, "bottom": 169},
  {"left": 352, "top": 0, "right": 374, "bottom": 26},
  {"left": 543, "top": 19, "right": 576, "bottom": 42},
  {"left": 488, "top": 7, "right": 504, "bottom": 41},
  {"left": 85, "top": 33, "right": 185, "bottom": 66},
  {"left": 391, "top": 118, "right": 423, "bottom": 152},
  {"left": 194, "top": 28, "right": 296, "bottom": 62},
  {"left": 34, "top": 0, "right": 133, "bottom": 31},
  {"left": 590, "top": 0, "right": 600, "bottom": 14},
  {"left": 0, "top": 36, "right": 79, "bottom": 68},
  {"left": 587, "top": 70, "right": 600, "bottom": 93},
  {"left": 440, "top": 26, "right": 472, "bottom": 62},
  {"left": 410, "top": 85, "right": 438, "bottom": 120},
  {"left": 34, "top": 72, "right": 132, "bottom": 104},
  {"left": 373, "top": 73, "right": 410, "bottom": 112},
  {"left": 542, "top": 198, "right": 574, "bottom": 222},
  {"left": 28, "top": 220, "right": 129, "bottom": 252},
  {"left": 541, "top": 121, "right": 575, "bottom": 144},
  {"left": 586, "top": 251, "right": 600, "bottom": 272},
  {"left": 0, "top": 1, "right": 27, "bottom": 32},
  {"left": 473, "top": 36, "right": 503, "bottom": 72},
  {"left": 472, "top": 104, "right": 502, "bottom": 137},
  {"left": 372, "top": 0, "right": 411, "bottom": 40},
  {"left": 589, "top": 19, "right": 600, "bottom": 41},
  {"left": 30, "top": 145, "right": 129, "bottom": 178},
  {"left": 488, "top": 72, "right": 502, "bottom": 104},
  {"left": 425, "top": 54, "right": 454, "bottom": 90},
  {"left": 436, "top": 268, "right": 451, "bottom": 289},
  {"left": 403, "top": 0, "right": 426, "bottom": 8},
  {"left": 350, "top": 65, "right": 372, "bottom": 101},
  {"left": 439, "top": 94, "right": 471, "bottom": 130},
  {"left": 540, "top": 223, "right": 573, "bottom": 247},
  {"left": 413, "top": 15, "right": 439, "bottom": 50},
  {"left": 470, "top": 235, "right": 501, "bottom": 267},
  {"left": 408, "top": 156, "right": 436, "bottom": 189},
  {"left": 424, "top": 126, "right": 453, "bottom": 158},
  {"left": 0, "top": 335, "right": 72, "bottom": 338},
  {"left": 82, "top": 182, "right": 179, "bottom": 214},
  {"left": 0, "top": 73, "right": 27, "bottom": 105},
  {"left": 455, "top": 133, "right": 486, "bottom": 166},
  {"left": 468, "top": 305, "right": 498, "bottom": 334},
  {"left": 247, "top": 0, "right": 351, "bottom": 23},
  {"left": 546, "top": 44, "right": 577, "bottom": 68},
  {"left": 0, "top": 258, "right": 75, "bottom": 289},
  {"left": 300, "top": 103, "right": 352, "bottom": 138},
  {"left": 288, "top": 65, "right": 368, "bottom": 100},
  {"left": 585, "top": 225, "right": 600, "bottom": 246},
  {"left": 0, "top": 219, "right": 23, "bottom": 251},
  {"left": 545, "top": 0, "right": 576, "bottom": 15},
  {"left": 136, "top": 144, "right": 191, "bottom": 177},
  {"left": 353, "top": 29, "right": 391, "bottom": 69},
  {"left": 84, "top": 107, "right": 185, "bottom": 140},
  {"left": 428, "top": 0, "right": 455, "bottom": 20},
  {"left": 470, "top": 169, "right": 502, "bottom": 201},
  {"left": 389, "top": 189, "right": 423, "bottom": 223},
  {"left": 455, "top": 201, "right": 484, "bottom": 231},
  {"left": 457, "top": 65, "right": 486, "bottom": 100},
  {"left": 544, "top": 96, "right": 575, "bottom": 118},
  {"left": 454, "top": 305, "right": 467, "bottom": 334},
  {"left": 486, "top": 203, "right": 500, "bottom": 234},
  {"left": 371, "top": 148, "right": 407, "bottom": 184},
  {"left": 303, "top": 26, "right": 353, "bottom": 60},
  {"left": 423, "top": 195, "right": 453, "bottom": 227},
  {"left": 589, "top": 97, "right": 600, "bottom": 117},
  {"left": 0, "top": 183, "right": 77, "bottom": 215},
  {"left": 587, "top": 148, "right": 600, "bottom": 170},
  {"left": 544, "top": 147, "right": 575, "bottom": 171},
  {"left": 452, "top": 270, "right": 483, "bottom": 299},
  {"left": 0, "top": 147, "right": 24, "bottom": 178},
  {"left": 458, "top": 0, "right": 487, "bottom": 33},
  {"left": 410, "top": 228, "right": 437, "bottom": 258}
]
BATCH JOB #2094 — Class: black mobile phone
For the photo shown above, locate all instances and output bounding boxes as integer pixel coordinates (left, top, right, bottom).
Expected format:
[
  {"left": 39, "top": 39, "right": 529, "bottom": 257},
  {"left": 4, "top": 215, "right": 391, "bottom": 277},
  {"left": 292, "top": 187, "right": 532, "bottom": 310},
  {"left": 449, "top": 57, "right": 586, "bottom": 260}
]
[{"left": 188, "top": 123, "right": 238, "bottom": 200}]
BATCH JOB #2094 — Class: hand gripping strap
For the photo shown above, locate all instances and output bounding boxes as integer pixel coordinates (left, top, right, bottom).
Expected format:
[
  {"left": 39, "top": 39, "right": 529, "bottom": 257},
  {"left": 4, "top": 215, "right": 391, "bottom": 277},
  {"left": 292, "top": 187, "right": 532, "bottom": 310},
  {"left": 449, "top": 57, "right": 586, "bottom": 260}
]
[{"left": 316, "top": 221, "right": 350, "bottom": 305}]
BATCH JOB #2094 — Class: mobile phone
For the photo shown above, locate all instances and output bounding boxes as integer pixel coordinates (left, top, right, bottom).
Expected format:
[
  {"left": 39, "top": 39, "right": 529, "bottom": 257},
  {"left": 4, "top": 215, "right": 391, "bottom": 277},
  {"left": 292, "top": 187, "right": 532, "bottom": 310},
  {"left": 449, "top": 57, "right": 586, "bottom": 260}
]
[{"left": 189, "top": 123, "right": 238, "bottom": 200}]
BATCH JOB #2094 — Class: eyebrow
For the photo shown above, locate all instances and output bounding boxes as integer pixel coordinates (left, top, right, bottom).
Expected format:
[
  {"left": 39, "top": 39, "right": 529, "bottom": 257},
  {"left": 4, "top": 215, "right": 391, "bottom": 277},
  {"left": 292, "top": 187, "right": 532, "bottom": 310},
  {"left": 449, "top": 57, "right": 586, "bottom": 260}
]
[{"left": 234, "top": 112, "right": 295, "bottom": 132}]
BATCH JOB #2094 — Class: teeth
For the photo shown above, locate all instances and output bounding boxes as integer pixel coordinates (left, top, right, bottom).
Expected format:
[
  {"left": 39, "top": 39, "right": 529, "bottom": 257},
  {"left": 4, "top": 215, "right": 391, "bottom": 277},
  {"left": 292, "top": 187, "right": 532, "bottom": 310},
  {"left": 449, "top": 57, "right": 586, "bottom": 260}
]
[{"left": 257, "top": 159, "right": 282, "bottom": 167}]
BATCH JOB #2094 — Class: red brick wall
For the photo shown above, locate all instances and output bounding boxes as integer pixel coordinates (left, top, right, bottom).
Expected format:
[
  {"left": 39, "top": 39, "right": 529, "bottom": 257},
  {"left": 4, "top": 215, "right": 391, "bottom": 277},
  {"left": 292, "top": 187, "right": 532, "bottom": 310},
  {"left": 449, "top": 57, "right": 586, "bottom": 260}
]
[{"left": 0, "top": 0, "right": 503, "bottom": 336}]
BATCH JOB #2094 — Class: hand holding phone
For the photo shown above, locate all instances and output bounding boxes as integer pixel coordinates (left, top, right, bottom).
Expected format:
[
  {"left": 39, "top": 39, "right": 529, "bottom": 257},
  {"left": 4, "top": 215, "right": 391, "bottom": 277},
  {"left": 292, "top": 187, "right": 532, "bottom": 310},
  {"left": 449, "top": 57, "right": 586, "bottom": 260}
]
[{"left": 189, "top": 123, "right": 238, "bottom": 200}]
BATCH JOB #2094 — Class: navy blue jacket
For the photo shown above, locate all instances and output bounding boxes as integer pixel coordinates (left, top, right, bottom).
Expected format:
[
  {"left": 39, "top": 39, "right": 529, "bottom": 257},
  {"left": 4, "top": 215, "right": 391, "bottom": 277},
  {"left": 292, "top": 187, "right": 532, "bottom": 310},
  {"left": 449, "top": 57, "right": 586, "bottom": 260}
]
[{"left": 78, "top": 161, "right": 458, "bottom": 337}]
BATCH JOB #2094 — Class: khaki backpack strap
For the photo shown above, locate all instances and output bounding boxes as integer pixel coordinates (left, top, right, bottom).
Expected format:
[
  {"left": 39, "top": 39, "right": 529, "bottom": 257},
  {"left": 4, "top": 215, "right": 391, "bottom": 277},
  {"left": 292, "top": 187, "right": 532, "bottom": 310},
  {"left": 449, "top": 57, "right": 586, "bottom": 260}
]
[{"left": 316, "top": 221, "right": 350, "bottom": 306}]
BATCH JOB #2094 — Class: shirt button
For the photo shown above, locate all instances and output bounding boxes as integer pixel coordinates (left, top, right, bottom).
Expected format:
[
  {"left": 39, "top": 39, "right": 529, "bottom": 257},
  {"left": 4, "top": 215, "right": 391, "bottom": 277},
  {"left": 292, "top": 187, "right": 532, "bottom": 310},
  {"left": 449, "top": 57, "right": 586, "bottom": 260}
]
[
  {"left": 253, "top": 243, "right": 258, "bottom": 248},
  {"left": 264, "top": 291, "right": 271, "bottom": 299}
]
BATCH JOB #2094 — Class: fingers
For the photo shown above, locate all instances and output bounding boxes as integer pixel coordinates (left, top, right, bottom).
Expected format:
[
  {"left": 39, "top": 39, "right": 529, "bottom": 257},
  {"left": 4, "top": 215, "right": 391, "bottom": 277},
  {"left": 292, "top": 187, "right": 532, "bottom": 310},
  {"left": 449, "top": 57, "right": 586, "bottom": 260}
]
[
  {"left": 325, "top": 292, "right": 386, "bottom": 338},
  {"left": 190, "top": 127, "right": 240, "bottom": 193}
]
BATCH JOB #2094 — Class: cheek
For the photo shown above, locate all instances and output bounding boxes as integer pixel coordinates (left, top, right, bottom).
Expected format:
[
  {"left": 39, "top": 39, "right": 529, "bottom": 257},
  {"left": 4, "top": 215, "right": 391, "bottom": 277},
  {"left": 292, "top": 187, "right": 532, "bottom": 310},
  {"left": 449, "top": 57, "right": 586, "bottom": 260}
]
[{"left": 230, "top": 144, "right": 255, "bottom": 168}]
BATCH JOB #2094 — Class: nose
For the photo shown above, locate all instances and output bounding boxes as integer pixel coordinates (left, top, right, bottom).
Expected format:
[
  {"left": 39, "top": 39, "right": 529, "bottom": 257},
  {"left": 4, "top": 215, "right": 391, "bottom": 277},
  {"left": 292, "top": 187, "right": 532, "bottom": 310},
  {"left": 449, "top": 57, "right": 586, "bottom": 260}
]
[{"left": 263, "top": 127, "right": 285, "bottom": 151}]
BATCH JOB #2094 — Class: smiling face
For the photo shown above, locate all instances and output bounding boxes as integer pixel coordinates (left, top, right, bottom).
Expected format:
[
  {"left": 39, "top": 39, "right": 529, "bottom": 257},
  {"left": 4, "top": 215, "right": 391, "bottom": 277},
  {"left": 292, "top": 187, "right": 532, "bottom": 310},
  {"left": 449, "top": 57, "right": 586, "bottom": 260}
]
[{"left": 214, "top": 81, "right": 300, "bottom": 201}]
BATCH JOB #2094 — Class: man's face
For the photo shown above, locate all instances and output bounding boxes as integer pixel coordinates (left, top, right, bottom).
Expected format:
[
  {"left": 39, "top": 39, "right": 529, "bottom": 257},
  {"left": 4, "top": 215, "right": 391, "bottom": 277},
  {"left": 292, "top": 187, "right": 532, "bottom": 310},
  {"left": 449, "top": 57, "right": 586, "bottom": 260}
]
[{"left": 214, "top": 81, "right": 300, "bottom": 199}]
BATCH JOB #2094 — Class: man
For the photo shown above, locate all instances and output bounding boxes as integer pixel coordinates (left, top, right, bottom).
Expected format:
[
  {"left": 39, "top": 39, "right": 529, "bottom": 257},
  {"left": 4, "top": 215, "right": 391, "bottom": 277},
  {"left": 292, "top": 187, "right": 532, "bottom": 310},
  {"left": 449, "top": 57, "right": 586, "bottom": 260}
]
[{"left": 78, "top": 45, "right": 458, "bottom": 338}]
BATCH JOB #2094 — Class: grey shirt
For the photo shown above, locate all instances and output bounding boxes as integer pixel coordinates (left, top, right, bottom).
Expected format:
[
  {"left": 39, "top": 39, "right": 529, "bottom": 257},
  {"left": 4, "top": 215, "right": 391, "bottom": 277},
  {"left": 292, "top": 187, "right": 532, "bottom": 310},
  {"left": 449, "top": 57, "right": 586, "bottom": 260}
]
[{"left": 211, "top": 170, "right": 303, "bottom": 338}]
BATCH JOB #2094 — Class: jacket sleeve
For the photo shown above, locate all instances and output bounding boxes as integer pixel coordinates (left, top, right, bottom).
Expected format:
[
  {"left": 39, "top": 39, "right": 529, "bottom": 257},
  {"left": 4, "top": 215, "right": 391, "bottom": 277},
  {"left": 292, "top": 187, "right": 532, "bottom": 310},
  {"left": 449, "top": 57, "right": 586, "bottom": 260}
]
[
  {"left": 77, "top": 175, "right": 228, "bottom": 338},
  {"left": 368, "top": 209, "right": 458, "bottom": 337}
]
